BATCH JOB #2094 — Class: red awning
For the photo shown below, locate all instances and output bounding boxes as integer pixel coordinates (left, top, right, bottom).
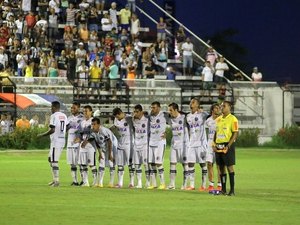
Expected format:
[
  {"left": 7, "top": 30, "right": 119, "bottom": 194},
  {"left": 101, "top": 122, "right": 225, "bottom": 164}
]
[{"left": 0, "top": 93, "right": 35, "bottom": 110}]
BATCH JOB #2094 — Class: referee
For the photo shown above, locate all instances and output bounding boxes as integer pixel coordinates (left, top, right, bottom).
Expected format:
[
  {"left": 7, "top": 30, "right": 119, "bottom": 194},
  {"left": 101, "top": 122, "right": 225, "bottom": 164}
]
[{"left": 212, "top": 101, "right": 238, "bottom": 196}]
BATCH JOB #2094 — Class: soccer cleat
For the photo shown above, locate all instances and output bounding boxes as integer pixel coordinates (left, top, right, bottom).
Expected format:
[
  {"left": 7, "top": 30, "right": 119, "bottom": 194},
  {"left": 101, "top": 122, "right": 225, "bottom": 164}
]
[
  {"left": 158, "top": 184, "right": 166, "bottom": 190},
  {"left": 48, "top": 181, "right": 55, "bottom": 186},
  {"left": 81, "top": 182, "right": 90, "bottom": 187},
  {"left": 216, "top": 186, "right": 222, "bottom": 191},
  {"left": 71, "top": 182, "right": 79, "bottom": 186},
  {"left": 146, "top": 185, "right": 155, "bottom": 190},
  {"left": 227, "top": 190, "right": 235, "bottom": 196},
  {"left": 107, "top": 183, "right": 114, "bottom": 188},
  {"left": 114, "top": 184, "right": 123, "bottom": 188},
  {"left": 208, "top": 185, "right": 214, "bottom": 191},
  {"left": 128, "top": 184, "right": 134, "bottom": 188},
  {"left": 135, "top": 185, "right": 142, "bottom": 189},
  {"left": 167, "top": 185, "right": 175, "bottom": 190},
  {"left": 185, "top": 186, "right": 195, "bottom": 191},
  {"left": 98, "top": 184, "right": 104, "bottom": 188},
  {"left": 198, "top": 186, "right": 207, "bottom": 192},
  {"left": 79, "top": 181, "right": 84, "bottom": 186},
  {"left": 50, "top": 181, "right": 60, "bottom": 187}
]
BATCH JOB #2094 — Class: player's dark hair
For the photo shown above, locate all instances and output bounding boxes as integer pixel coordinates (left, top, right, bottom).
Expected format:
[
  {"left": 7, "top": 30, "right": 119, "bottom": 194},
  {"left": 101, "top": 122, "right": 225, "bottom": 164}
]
[
  {"left": 112, "top": 107, "right": 123, "bottom": 116},
  {"left": 151, "top": 101, "right": 161, "bottom": 108},
  {"left": 84, "top": 105, "right": 93, "bottom": 112},
  {"left": 223, "top": 101, "right": 232, "bottom": 108},
  {"left": 92, "top": 117, "right": 101, "bottom": 124},
  {"left": 72, "top": 101, "right": 80, "bottom": 107},
  {"left": 51, "top": 101, "right": 60, "bottom": 109},
  {"left": 210, "top": 103, "right": 219, "bottom": 114},
  {"left": 191, "top": 97, "right": 201, "bottom": 108},
  {"left": 134, "top": 104, "right": 143, "bottom": 112},
  {"left": 168, "top": 102, "right": 179, "bottom": 111}
]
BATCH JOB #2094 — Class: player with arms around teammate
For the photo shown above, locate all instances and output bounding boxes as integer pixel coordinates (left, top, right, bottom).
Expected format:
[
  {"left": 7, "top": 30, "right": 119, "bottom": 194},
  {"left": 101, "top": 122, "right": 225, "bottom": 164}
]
[
  {"left": 112, "top": 107, "right": 135, "bottom": 188},
  {"left": 85, "top": 117, "right": 118, "bottom": 188},
  {"left": 75, "top": 105, "right": 97, "bottom": 187},
  {"left": 38, "top": 101, "right": 68, "bottom": 187},
  {"left": 213, "top": 101, "right": 238, "bottom": 196},
  {"left": 205, "top": 103, "right": 222, "bottom": 191},
  {"left": 167, "top": 102, "right": 190, "bottom": 190},
  {"left": 132, "top": 104, "right": 150, "bottom": 188},
  {"left": 186, "top": 98, "right": 209, "bottom": 191},
  {"left": 148, "top": 101, "right": 168, "bottom": 189},
  {"left": 66, "top": 102, "right": 84, "bottom": 186}
]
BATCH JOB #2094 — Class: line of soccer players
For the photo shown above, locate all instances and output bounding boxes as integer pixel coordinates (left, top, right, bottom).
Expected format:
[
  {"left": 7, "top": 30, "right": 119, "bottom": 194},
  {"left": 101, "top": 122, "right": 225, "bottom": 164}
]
[{"left": 41, "top": 98, "right": 223, "bottom": 191}]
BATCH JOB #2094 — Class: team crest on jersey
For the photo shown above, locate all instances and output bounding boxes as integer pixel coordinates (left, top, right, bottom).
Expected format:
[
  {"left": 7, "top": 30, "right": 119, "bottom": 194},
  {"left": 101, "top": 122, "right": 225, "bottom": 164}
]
[
  {"left": 179, "top": 120, "right": 183, "bottom": 124},
  {"left": 195, "top": 117, "right": 198, "bottom": 121},
  {"left": 124, "top": 123, "right": 128, "bottom": 126},
  {"left": 142, "top": 123, "right": 145, "bottom": 128},
  {"left": 156, "top": 119, "right": 160, "bottom": 123}
]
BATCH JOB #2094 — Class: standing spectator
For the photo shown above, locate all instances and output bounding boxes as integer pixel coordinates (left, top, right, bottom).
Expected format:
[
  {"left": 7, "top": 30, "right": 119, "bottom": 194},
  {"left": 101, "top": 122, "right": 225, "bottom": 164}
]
[
  {"left": 206, "top": 46, "right": 218, "bottom": 66},
  {"left": 66, "top": 3, "right": 77, "bottom": 26},
  {"left": 89, "top": 60, "right": 102, "bottom": 97},
  {"left": 88, "top": 6, "right": 99, "bottom": 32},
  {"left": 29, "top": 115, "right": 39, "bottom": 127},
  {"left": 213, "top": 101, "right": 239, "bottom": 196},
  {"left": 119, "top": 4, "right": 131, "bottom": 32},
  {"left": 108, "top": 60, "right": 119, "bottom": 100},
  {"left": 22, "top": 0, "right": 32, "bottom": 13},
  {"left": 251, "top": 66, "right": 262, "bottom": 82},
  {"left": 176, "top": 25, "right": 186, "bottom": 56},
  {"left": 67, "top": 50, "right": 77, "bottom": 82},
  {"left": 78, "top": 23, "right": 89, "bottom": 51},
  {"left": 144, "top": 60, "right": 156, "bottom": 95},
  {"left": 60, "top": 0, "right": 69, "bottom": 23},
  {"left": 38, "top": 0, "right": 49, "bottom": 18},
  {"left": 157, "top": 17, "right": 166, "bottom": 41},
  {"left": 120, "top": 52, "right": 130, "bottom": 79},
  {"left": 15, "top": 14, "right": 25, "bottom": 41},
  {"left": 16, "top": 115, "right": 31, "bottom": 129},
  {"left": 48, "top": 8, "right": 59, "bottom": 46},
  {"left": 25, "top": 11, "right": 36, "bottom": 36},
  {"left": 127, "top": 0, "right": 136, "bottom": 12},
  {"left": 47, "top": 61, "right": 59, "bottom": 94},
  {"left": 215, "top": 56, "right": 229, "bottom": 86},
  {"left": 57, "top": 50, "right": 68, "bottom": 77},
  {"left": 101, "top": 12, "right": 112, "bottom": 36},
  {"left": 0, "top": 22, "right": 10, "bottom": 47},
  {"left": 23, "top": 60, "right": 35, "bottom": 92},
  {"left": 63, "top": 26, "right": 74, "bottom": 54},
  {"left": 0, "top": 47, "right": 8, "bottom": 69},
  {"left": 38, "top": 51, "right": 48, "bottom": 84},
  {"left": 0, "top": 114, "right": 9, "bottom": 135},
  {"left": 131, "top": 13, "right": 140, "bottom": 41},
  {"left": 16, "top": 48, "right": 28, "bottom": 77},
  {"left": 49, "top": 0, "right": 60, "bottom": 15},
  {"left": 109, "top": 2, "right": 118, "bottom": 31},
  {"left": 181, "top": 37, "right": 193, "bottom": 76},
  {"left": 201, "top": 61, "right": 215, "bottom": 101},
  {"left": 75, "top": 42, "right": 87, "bottom": 67},
  {"left": 77, "top": 60, "right": 89, "bottom": 96},
  {"left": 37, "top": 101, "right": 68, "bottom": 187},
  {"left": 118, "top": 29, "right": 129, "bottom": 48}
]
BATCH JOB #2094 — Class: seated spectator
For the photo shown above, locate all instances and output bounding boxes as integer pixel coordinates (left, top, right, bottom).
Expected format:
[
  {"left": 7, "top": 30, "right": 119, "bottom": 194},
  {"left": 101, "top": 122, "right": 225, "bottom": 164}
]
[
  {"left": 29, "top": 115, "right": 39, "bottom": 127},
  {"left": 16, "top": 115, "right": 30, "bottom": 130},
  {"left": 233, "top": 70, "right": 244, "bottom": 81},
  {"left": 251, "top": 66, "right": 262, "bottom": 82},
  {"left": 119, "top": 29, "right": 130, "bottom": 48},
  {"left": 166, "top": 66, "right": 176, "bottom": 80}
]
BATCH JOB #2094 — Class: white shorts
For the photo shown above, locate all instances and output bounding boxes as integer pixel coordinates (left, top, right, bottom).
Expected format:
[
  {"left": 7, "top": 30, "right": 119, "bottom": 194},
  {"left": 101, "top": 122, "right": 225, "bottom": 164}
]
[
  {"left": 148, "top": 141, "right": 166, "bottom": 164},
  {"left": 48, "top": 143, "right": 64, "bottom": 162},
  {"left": 170, "top": 145, "right": 188, "bottom": 164},
  {"left": 116, "top": 145, "right": 131, "bottom": 166},
  {"left": 187, "top": 146, "right": 207, "bottom": 164},
  {"left": 99, "top": 150, "right": 115, "bottom": 168},
  {"left": 66, "top": 146, "right": 80, "bottom": 165},
  {"left": 206, "top": 146, "right": 216, "bottom": 164},
  {"left": 133, "top": 144, "right": 148, "bottom": 165},
  {"left": 78, "top": 143, "right": 96, "bottom": 166}
]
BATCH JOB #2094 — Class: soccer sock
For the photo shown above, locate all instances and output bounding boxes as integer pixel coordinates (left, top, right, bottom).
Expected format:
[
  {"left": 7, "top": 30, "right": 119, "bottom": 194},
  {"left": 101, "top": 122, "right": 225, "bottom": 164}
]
[
  {"left": 183, "top": 164, "right": 189, "bottom": 187},
  {"left": 209, "top": 181, "right": 214, "bottom": 187},
  {"left": 135, "top": 164, "right": 142, "bottom": 187},
  {"left": 152, "top": 165, "right": 157, "bottom": 187},
  {"left": 52, "top": 162, "right": 59, "bottom": 182},
  {"left": 79, "top": 166, "right": 84, "bottom": 183},
  {"left": 98, "top": 167, "right": 105, "bottom": 186},
  {"left": 82, "top": 165, "right": 88, "bottom": 184},
  {"left": 229, "top": 172, "right": 235, "bottom": 193},
  {"left": 91, "top": 166, "right": 97, "bottom": 186},
  {"left": 221, "top": 174, "right": 227, "bottom": 193},
  {"left": 109, "top": 167, "right": 115, "bottom": 185},
  {"left": 189, "top": 167, "right": 195, "bottom": 188},
  {"left": 129, "top": 164, "right": 135, "bottom": 186},
  {"left": 71, "top": 165, "right": 78, "bottom": 183},
  {"left": 157, "top": 165, "right": 165, "bottom": 185},
  {"left": 144, "top": 164, "right": 150, "bottom": 186},
  {"left": 201, "top": 165, "right": 208, "bottom": 188},
  {"left": 118, "top": 166, "right": 124, "bottom": 186},
  {"left": 169, "top": 164, "right": 176, "bottom": 187}
]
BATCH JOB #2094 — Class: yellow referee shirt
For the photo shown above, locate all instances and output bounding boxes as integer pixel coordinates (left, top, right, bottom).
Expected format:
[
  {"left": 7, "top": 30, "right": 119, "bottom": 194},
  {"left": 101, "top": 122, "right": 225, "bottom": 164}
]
[{"left": 215, "top": 113, "right": 239, "bottom": 144}]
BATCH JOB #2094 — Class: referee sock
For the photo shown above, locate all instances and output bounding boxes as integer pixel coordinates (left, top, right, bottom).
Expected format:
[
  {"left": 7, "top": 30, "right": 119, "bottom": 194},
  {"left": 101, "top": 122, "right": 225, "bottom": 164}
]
[
  {"left": 169, "top": 164, "right": 176, "bottom": 187},
  {"left": 98, "top": 167, "right": 105, "bottom": 186},
  {"left": 189, "top": 167, "right": 195, "bottom": 188},
  {"left": 52, "top": 163, "right": 59, "bottom": 182},
  {"left": 157, "top": 165, "right": 165, "bottom": 185},
  {"left": 109, "top": 167, "right": 115, "bottom": 186},
  {"left": 201, "top": 165, "right": 208, "bottom": 188},
  {"left": 229, "top": 172, "right": 235, "bottom": 193},
  {"left": 71, "top": 165, "right": 78, "bottom": 183},
  {"left": 221, "top": 174, "right": 227, "bottom": 193}
]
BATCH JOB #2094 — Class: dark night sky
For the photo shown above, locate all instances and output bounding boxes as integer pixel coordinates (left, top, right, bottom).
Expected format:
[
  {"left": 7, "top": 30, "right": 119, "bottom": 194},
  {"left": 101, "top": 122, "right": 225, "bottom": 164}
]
[
  {"left": 139, "top": 0, "right": 300, "bottom": 83},
  {"left": 173, "top": 0, "right": 300, "bottom": 83}
]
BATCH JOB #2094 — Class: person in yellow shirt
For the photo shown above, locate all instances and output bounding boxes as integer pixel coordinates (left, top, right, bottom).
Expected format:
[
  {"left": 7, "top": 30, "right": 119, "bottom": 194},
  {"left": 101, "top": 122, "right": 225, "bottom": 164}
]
[
  {"left": 213, "top": 101, "right": 238, "bottom": 196},
  {"left": 119, "top": 4, "right": 131, "bottom": 31},
  {"left": 89, "top": 60, "right": 102, "bottom": 97}
]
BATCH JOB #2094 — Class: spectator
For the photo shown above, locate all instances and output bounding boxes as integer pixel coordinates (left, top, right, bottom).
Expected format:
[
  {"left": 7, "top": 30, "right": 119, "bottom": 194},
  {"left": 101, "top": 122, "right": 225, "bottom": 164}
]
[
  {"left": 63, "top": 26, "right": 74, "bottom": 54},
  {"left": 108, "top": 60, "right": 119, "bottom": 100},
  {"left": 48, "top": 8, "right": 59, "bottom": 46},
  {"left": 109, "top": 2, "right": 118, "bottom": 31},
  {"left": 119, "top": 4, "right": 131, "bottom": 32},
  {"left": 218, "top": 84, "right": 227, "bottom": 104},
  {"left": 144, "top": 60, "right": 156, "bottom": 94},
  {"left": 181, "top": 37, "right": 193, "bottom": 76},
  {"left": 16, "top": 115, "right": 30, "bottom": 130},
  {"left": 49, "top": 0, "right": 61, "bottom": 15},
  {"left": 38, "top": 51, "right": 48, "bottom": 84},
  {"left": 78, "top": 23, "right": 89, "bottom": 50},
  {"left": 127, "top": 0, "right": 136, "bottom": 12},
  {"left": 16, "top": 48, "right": 28, "bottom": 77},
  {"left": 66, "top": 3, "right": 76, "bottom": 26},
  {"left": 233, "top": 70, "right": 244, "bottom": 81},
  {"left": 201, "top": 61, "right": 215, "bottom": 101},
  {"left": 215, "top": 56, "right": 229, "bottom": 87},
  {"left": 15, "top": 14, "right": 25, "bottom": 41},
  {"left": 29, "top": 115, "right": 39, "bottom": 127},
  {"left": 0, "top": 22, "right": 10, "bottom": 47},
  {"left": 57, "top": 50, "right": 68, "bottom": 77},
  {"left": 206, "top": 46, "right": 218, "bottom": 66},
  {"left": 120, "top": 52, "right": 130, "bottom": 79},
  {"left": 89, "top": 60, "right": 102, "bottom": 97},
  {"left": 77, "top": 60, "right": 89, "bottom": 96},
  {"left": 0, "top": 47, "right": 8, "bottom": 69},
  {"left": 88, "top": 6, "right": 99, "bottom": 32},
  {"left": 47, "top": 61, "right": 59, "bottom": 94},
  {"left": 175, "top": 25, "right": 186, "bottom": 56},
  {"left": 166, "top": 66, "right": 176, "bottom": 80},
  {"left": 23, "top": 60, "right": 35, "bottom": 92},
  {"left": 75, "top": 42, "right": 87, "bottom": 67},
  {"left": 157, "top": 17, "right": 166, "bottom": 41},
  {"left": 38, "top": 0, "right": 49, "bottom": 18},
  {"left": 131, "top": 13, "right": 140, "bottom": 41},
  {"left": 67, "top": 50, "right": 77, "bottom": 82},
  {"left": 251, "top": 67, "right": 262, "bottom": 82},
  {"left": 119, "top": 29, "right": 130, "bottom": 48},
  {"left": 101, "top": 12, "right": 112, "bottom": 36}
]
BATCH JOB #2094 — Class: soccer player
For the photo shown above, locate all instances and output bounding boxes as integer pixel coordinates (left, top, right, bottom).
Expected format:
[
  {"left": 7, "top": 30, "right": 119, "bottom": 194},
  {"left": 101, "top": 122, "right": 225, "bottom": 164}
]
[
  {"left": 148, "top": 101, "right": 168, "bottom": 189},
  {"left": 213, "top": 101, "right": 238, "bottom": 196},
  {"left": 66, "top": 102, "right": 84, "bottom": 186},
  {"left": 205, "top": 103, "right": 222, "bottom": 191},
  {"left": 167, "top": 102, "right": 189, "bottom": 190},
  {"left": 112, "top": 107, "right": 135, "bottom": 188},
  {"left": 186, "top": 98, "right": 209, "bottom": 191},
  {"left": 132, "top": 104, "right": 150, "bottom": 188},
  {"left": 86, "top": 117, "right": 118, "bottom": 188},
  {"left": 76, "top": 105, "right": 97, "bottom": 187},
  {"left": 37, "top": 101, "right": 68, "bottom": 187}
]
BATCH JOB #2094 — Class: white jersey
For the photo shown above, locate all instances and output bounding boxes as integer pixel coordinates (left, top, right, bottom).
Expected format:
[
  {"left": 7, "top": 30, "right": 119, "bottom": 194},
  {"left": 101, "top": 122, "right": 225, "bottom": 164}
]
[
  {"left": 133, "top": 115, "right": 149, "bottom": 147},
  {"left": 49, "top": 111, "right": 68, "bottom": 147},
  {"left": 205, "top": 116, "right": 216, "bottom": 145},
  {"left": 79, "top": 117, "right": 93, "bottom": 140},
  {"left": 149, "top": 111, "right": 167, "bottom": 146},
  {"left": 67, "top": 113, "right": 84, "bottom": 147},
  {"left": 0, "top": 120, "right": 10, "bottom": 135},
  {"left": 90, "top": 126, "right": 118, "bottom": 152},
  {"left": 114, "top": 116, "right": 134, "bottom": 148},
  {"left": 186, "top": 111, "right": 208, "bottom": 148},
  {"left": 170, "top": 114, "right": 189, "bottom": 149}
]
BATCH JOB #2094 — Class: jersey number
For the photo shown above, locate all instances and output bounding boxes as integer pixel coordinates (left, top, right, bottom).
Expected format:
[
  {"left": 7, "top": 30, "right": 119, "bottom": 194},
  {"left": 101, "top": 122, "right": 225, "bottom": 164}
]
[{"left": 60, "top": 121, "right": 65, "bottom": 132}]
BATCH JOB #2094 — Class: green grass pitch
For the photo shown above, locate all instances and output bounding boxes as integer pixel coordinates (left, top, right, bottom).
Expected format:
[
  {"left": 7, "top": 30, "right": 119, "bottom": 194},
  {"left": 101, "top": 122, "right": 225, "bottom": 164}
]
[{"left": 0, "top": 148, "right": 300, "bottom": 225}]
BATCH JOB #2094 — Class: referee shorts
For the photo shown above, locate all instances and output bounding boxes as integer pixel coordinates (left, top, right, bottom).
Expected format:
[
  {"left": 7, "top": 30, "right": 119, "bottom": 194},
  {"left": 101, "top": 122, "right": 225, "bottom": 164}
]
[{"left": 215, "top": 143, "right": 236, "bottom": 167}]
